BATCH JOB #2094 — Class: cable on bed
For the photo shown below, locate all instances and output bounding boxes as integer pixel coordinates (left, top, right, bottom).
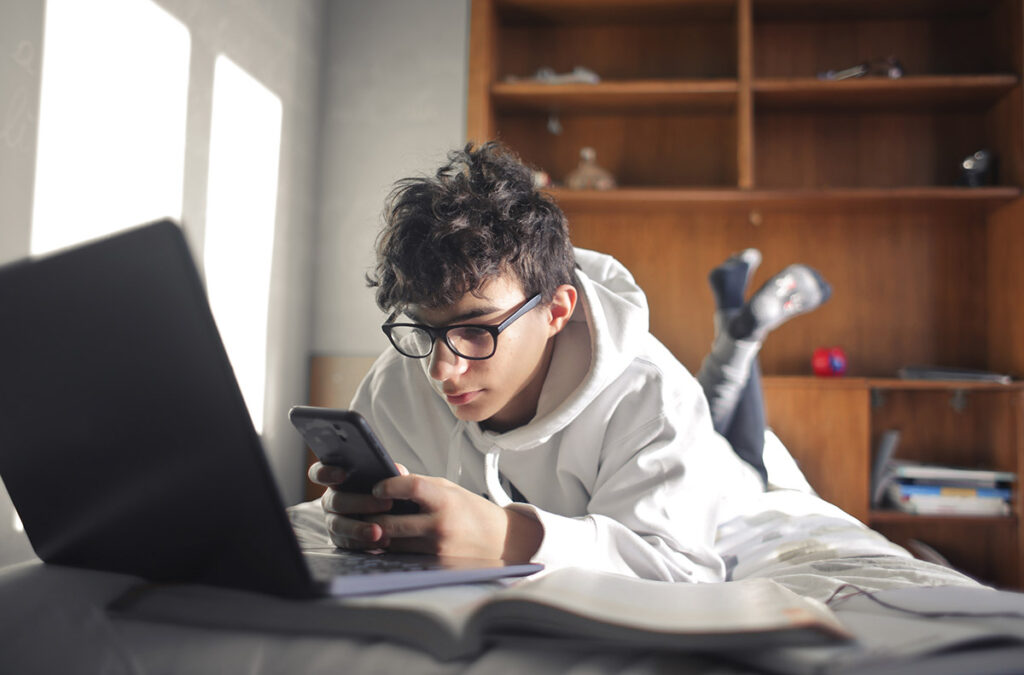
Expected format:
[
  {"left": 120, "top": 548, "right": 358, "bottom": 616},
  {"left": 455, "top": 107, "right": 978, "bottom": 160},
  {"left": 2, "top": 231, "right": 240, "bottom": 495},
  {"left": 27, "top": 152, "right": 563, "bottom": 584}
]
[{"left": 824, "top": 583, "right": 1024, "bottom": 620}]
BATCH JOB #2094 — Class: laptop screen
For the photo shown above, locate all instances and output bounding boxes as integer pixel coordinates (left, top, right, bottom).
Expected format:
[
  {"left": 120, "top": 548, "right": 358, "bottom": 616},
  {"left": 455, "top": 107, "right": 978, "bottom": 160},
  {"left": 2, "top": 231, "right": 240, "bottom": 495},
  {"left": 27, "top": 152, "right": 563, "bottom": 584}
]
[{"left": 0, "top": 221, "right": 314, "bottom": 597}]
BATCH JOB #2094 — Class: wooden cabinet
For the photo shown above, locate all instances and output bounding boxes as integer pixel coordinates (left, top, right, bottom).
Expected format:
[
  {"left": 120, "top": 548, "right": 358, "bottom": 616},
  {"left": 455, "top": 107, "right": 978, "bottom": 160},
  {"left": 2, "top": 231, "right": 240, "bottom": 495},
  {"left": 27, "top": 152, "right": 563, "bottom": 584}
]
[{"left": 468, "top": 0, "right": 1024, "bottom": 588}]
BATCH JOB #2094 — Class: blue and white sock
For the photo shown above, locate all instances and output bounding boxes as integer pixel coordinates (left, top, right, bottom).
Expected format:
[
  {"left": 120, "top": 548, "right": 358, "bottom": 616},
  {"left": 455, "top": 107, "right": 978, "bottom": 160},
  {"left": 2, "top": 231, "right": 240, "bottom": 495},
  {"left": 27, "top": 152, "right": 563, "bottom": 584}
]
[{"left": 729, "top": 264, "right": 832, "bottom": 342}]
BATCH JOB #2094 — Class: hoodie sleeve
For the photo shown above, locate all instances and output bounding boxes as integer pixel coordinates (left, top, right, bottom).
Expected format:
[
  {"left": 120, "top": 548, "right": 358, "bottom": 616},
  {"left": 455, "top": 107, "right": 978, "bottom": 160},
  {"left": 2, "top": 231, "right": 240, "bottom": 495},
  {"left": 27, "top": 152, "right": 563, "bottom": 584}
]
[{"left": 507, "top": 361, "right": 761, "bottom": 583}]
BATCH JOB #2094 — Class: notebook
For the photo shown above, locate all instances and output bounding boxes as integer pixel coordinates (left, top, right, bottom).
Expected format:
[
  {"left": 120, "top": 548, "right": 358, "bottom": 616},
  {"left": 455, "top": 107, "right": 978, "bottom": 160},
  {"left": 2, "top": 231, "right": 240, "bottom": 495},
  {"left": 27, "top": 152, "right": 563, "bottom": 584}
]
[{"left": 0, "top": 220, "right": 541, "bottom": 598}]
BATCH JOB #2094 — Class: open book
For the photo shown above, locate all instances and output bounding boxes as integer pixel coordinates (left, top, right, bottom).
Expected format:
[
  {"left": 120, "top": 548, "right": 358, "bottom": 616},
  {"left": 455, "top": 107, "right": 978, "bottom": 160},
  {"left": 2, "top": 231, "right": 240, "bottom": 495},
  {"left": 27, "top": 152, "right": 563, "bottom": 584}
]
[{"left": 109, "top": 567, "right": 851, "bottom": 660}]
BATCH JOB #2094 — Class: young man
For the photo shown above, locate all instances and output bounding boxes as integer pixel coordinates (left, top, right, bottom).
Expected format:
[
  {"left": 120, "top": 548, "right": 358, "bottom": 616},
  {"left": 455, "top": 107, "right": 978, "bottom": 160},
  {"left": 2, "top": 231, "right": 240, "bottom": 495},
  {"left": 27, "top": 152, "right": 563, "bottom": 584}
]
[{"left": 308, "top": 142, "right": 762, "bottom": 583}]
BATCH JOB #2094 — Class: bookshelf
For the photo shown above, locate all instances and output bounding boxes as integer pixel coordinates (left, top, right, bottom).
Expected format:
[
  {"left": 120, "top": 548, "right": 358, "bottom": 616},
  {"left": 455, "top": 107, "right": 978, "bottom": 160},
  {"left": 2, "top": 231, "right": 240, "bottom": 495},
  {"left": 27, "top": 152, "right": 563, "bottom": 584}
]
[{"left": 467, "top": 0, "right": 1024, "bottom": 589}]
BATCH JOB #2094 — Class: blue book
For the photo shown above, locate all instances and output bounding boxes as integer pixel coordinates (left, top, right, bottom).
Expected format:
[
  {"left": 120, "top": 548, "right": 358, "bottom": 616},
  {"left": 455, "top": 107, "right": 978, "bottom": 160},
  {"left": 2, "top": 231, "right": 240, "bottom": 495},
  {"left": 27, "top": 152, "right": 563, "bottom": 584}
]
[{"left": 893, "top": 482, "right": 1012, "bottom": 500}]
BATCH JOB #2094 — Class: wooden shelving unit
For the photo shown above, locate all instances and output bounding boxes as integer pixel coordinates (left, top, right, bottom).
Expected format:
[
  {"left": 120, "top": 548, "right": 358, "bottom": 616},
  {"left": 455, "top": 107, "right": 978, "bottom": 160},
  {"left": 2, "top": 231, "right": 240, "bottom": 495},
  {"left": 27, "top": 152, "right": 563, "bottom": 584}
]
[{"left": 468, "top": 0, "right": 1024, "bottom": 589}]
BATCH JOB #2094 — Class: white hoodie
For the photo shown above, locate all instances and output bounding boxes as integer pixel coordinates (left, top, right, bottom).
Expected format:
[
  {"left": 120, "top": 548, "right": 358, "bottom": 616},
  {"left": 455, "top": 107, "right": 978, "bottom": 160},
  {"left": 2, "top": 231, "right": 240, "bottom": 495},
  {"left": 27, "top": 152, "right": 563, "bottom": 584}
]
[{"left": 350, "top": 248, "right": 761, "bottom": 582}]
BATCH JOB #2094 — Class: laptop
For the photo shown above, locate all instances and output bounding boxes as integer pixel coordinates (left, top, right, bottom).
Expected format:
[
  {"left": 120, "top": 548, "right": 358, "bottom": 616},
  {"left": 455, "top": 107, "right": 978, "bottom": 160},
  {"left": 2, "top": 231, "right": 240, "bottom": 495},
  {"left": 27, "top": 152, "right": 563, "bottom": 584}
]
[{"left": 0, "top": 220, "right": 541, "bottom": 598}]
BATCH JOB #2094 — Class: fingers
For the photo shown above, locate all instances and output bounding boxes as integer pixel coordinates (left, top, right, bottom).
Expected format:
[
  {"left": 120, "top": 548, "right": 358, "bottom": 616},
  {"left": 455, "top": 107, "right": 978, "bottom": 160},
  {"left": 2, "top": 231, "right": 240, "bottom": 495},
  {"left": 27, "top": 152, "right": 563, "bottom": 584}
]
[
  {"left": 308, "top": 461, "right": 347, "bottom": 487},
  {"left": 364, "top": 513, "right": 436, "bottom": 540},
  {"left": 320, "top": 488, "right": 393, "bottom": 516},
  {"left": 379, "top": 536, "right": 440, "bottom": 556},
  {"left": 394, "top": 462, "right": 410, "bottom": 476},
  {"left": 324, "top": 512, "right": 387, "bottom": 550},
  {"left": 372, "top": 474, "right": 446, "bottom": 511}
]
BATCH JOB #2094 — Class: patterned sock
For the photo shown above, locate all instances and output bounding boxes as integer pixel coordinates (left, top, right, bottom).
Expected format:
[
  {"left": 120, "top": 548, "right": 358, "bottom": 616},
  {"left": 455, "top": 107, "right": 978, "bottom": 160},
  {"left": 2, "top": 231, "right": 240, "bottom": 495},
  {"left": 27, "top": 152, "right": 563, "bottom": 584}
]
[
  {"left": 729, "top": 264, "right": 831, "bottom": 341},
  {"left": 708, "top": 248, "right": 761, "bottom": 312}
]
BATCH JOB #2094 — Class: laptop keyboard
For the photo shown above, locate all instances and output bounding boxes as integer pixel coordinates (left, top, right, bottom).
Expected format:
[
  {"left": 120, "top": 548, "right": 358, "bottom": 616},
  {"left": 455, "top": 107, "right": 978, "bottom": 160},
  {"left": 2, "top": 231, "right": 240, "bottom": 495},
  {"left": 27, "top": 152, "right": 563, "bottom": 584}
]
[{"left": 304, "top": 550, "right": 445, "bottom": 578}]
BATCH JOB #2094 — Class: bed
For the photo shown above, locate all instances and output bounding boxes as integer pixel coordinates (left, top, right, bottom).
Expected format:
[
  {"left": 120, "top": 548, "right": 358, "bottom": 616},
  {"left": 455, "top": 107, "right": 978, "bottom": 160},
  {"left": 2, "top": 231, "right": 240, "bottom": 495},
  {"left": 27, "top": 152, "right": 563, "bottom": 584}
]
[{"left": 3, "top": 465, "right": 1022, "bottom": 675}]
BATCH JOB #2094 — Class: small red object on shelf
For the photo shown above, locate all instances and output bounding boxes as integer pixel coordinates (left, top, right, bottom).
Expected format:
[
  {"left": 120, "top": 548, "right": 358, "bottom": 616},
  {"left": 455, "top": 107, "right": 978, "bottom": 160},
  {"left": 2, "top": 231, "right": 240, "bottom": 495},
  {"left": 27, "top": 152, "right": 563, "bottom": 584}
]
[{"left": 813, "top": 346, "right": 847, "bottom": 377}]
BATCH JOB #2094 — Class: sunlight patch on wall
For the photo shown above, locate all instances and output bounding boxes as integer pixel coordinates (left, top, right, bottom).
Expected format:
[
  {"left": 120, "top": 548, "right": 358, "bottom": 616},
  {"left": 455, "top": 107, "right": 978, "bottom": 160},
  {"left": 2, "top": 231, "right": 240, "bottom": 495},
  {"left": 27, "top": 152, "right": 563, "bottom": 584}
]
[
  {"left": 30, "top": 0, "right": 190, "bottom": 254},
  {"left": 204, "top": 55, "right": 283, "bottom": 434}
]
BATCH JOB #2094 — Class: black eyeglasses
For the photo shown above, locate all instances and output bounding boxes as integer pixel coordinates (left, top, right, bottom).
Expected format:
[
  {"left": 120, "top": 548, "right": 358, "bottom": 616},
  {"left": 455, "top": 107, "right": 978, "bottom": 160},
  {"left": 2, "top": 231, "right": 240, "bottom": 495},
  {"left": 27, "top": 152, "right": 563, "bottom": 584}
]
[{"left": 381, "top": 293, "right": 543, "bottom": 360}]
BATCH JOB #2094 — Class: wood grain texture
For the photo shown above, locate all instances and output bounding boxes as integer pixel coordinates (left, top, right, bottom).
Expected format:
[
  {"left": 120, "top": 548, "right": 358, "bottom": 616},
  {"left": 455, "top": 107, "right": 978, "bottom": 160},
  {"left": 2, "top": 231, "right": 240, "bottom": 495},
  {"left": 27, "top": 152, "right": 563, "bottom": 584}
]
[
  {"left": 467, "top": 0, "right": 498, "bottom": 142},
  {"left": 491, "top": 80, "right": 738, "bottom": 112},
  {"left": 869, "top": 388, "right": 1019, "bottom": 472},
  {"left": 752, "top": 10, "right": 1009, "bottom": 78},
  {"left": 754, "top": 75, "right": 1017, "bottom": 110},
  {"left": 499, "top": 110, "right": 738, "bottom": 187},
  {"left": 497, "top": 13, "right": 736, "bottom": 81},
  {"left": 737, "top": 0, "right": 754, "bottom": 187},
  {"left": 564, "top": 205, "right": 990, "bottom": 378},
  {"left": 545, "top": 186, "right": 1020, "bottom": 209},
  {"left": 763, "top": 377, "right": 872, "bottom": 521},
  {"left": 466, "top": 0, "right": 1024, "bottom": 589},
  {"left": 303, "top": 355, "right": 378, "bottom": 501},
  {"left": 988, "top": 198, "right": 1024, "bottom": 376},
  {"left": 871, "top": 517, "right": 1020, "bottom": 589}
]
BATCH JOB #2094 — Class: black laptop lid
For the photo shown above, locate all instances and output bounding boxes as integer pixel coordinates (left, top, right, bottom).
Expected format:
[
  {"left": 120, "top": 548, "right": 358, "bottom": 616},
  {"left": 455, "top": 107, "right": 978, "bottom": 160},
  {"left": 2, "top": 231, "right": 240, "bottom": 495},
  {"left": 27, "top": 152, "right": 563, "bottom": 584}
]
[{"left": 0, "top": 220, "right": 314, "bottom": 597}]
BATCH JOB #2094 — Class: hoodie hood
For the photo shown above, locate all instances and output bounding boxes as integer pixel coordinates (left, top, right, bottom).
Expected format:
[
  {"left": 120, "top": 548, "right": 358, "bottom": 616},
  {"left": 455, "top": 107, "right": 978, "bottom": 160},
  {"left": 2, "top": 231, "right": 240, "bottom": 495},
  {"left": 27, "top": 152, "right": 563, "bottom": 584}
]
[{"left": 459, "top": 248, "right": 650, "bottom": 457}]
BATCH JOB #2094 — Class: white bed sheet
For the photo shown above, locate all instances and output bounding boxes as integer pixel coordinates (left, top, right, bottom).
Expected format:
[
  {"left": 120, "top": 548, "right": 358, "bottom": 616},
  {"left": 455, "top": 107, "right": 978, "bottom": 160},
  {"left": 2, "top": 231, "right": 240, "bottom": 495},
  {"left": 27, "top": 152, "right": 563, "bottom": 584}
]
[{"left": 0, "top": 484, "right": 991, "bottom": 675}]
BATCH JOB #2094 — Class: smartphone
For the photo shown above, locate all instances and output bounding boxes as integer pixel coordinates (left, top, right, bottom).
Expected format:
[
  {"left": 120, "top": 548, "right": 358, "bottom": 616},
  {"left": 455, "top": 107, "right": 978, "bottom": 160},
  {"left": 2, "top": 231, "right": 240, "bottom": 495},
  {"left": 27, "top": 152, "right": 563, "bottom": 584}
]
[{"left": 289, "top": 406, "right": 419, "bottom": 515}]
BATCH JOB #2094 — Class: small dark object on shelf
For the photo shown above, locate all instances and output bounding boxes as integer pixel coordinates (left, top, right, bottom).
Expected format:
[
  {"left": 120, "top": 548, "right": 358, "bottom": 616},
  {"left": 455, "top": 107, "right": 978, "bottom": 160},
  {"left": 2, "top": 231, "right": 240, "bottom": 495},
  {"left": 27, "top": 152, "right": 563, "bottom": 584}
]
[{"left": 957, "top": 149, "right": 998, "bottom": 187}]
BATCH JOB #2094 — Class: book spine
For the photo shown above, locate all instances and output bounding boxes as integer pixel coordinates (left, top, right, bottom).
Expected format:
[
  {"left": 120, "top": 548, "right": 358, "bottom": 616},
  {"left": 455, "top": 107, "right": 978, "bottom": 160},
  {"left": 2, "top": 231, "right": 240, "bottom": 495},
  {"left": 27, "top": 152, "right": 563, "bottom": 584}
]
[
  {"left": 893, "top": 483, "right": 1012, "bottom": 500},
  {"left": 894, "top": 467, "right": 1017, "bottom": 484},
  {"left": 889, "top": 494, "right": 1011, "bottom": 516}
]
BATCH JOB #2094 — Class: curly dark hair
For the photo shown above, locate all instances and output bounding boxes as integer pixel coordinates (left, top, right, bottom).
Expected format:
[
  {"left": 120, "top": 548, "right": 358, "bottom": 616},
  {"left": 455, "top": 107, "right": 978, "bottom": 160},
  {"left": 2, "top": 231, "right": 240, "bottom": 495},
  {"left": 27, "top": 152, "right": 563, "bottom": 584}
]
[{"left": 367, "top": 141, "right": 576, "bottom": 312}]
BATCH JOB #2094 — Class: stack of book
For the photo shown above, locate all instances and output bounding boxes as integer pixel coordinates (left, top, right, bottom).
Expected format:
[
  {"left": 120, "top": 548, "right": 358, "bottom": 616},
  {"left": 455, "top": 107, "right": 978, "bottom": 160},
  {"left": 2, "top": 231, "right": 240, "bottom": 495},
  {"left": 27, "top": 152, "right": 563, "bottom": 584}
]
[
  {"left": 871, "top": 430, "right": 1016, "bottom": 516},
  {"left": 884, "top": 463, "right": 1015, "bottom": 517}
]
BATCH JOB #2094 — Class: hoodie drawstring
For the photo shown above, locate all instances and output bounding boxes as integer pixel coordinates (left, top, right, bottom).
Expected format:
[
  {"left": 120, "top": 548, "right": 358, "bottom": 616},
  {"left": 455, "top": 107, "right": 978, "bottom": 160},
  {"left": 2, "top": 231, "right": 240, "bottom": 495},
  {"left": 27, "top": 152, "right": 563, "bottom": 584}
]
[
  {"left": 446, "top": 420, "right": 513, "bottom": 506},
  {"left": 445, "top": 421, "right": 465, "bottom": 483},
  {"left": 484, "top": 447, "right": 513, "bottom": 507}
]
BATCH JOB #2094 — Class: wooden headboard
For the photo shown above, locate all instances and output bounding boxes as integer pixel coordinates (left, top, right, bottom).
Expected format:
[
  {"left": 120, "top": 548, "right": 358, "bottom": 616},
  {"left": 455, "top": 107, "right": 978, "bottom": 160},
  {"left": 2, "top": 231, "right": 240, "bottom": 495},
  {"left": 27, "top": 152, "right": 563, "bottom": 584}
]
[{"left": 303, "top": 355, "right": 377, "bottom": 501}]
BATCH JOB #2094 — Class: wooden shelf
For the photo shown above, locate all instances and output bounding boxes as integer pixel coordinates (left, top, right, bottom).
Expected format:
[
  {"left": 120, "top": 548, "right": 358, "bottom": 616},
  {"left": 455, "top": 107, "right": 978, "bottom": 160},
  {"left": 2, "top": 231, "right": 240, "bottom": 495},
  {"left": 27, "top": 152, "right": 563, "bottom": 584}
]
[
  {"left": 867, "top": 378, "right": 1023, "bottom": 391},
  {"left": 763, "top": 376, "right": 1024, "bottom": 392},
  {"left": 492, "top": 80, "right": 738, "bottom": 111},
  {"left": 492, "top": 75, "right": 1018, "bottom": 112},
  {"left": 545, "top": 186, "right": 1021, "bottom": 211},
  {"left": 754, "top": 74, "right": 1019, "bottom": 110},
  {"left": 472, "top": 0, "right": 1024, "bottom": 590},
  {"left": 870, "top": 510, "right": 1017, "bottom": 525},
  {"left": 754, "top": 0, "right": 1000, "bottom": 21},
  {"left": 498, "top": 0, "right": 736, "bottom": 22}
]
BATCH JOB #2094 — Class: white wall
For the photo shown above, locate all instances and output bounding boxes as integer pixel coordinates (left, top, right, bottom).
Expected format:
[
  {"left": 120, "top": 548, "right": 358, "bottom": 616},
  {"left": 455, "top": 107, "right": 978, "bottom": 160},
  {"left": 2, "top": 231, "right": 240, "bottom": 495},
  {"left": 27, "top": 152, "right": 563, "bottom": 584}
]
[
  {"left": 313, "top": 0, "right": 469, "bottom": 356},
  {"left": 0, "top": 0, "right": 325, "bottom": 565},
  {"left": 0, "top": 0, "right": 46, "bottom": 567},
  {"left": 153, "top": 0, "right": 325, "bottom": 507},
  {"left": 0, "top": 0, "right": 471, "bottom": 568}
]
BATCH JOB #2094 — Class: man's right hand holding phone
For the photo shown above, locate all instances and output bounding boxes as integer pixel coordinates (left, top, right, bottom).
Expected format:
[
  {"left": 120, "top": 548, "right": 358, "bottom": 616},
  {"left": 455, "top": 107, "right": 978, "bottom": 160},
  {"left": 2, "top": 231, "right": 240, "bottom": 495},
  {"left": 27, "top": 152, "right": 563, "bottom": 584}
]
[
  {"left": 308, "top": 460, "right": 408, "bottom": 550},
  {"left": 308, "top": 461, "right": 543, "bottom": 562}
]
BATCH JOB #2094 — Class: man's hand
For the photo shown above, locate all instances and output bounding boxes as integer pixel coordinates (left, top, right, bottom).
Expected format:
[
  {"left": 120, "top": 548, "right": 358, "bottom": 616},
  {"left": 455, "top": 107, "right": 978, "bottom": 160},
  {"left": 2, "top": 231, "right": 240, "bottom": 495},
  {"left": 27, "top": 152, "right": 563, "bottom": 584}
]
[
  {"left": 308, "top": 460, "right": 404, "bottom": 551},
  {"left": 366, "top": 474, "right": 543, "bottom": 562},
  {"left": 308, "top": 462, "right": 542, "bottom": 561}
]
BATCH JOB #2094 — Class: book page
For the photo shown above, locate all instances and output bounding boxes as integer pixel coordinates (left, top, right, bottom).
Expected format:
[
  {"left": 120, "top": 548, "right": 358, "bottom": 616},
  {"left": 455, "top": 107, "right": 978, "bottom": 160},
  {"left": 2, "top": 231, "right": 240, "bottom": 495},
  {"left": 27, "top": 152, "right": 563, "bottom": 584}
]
[{"left": 480, "top": 568, "right": 850, "bottom": 637}]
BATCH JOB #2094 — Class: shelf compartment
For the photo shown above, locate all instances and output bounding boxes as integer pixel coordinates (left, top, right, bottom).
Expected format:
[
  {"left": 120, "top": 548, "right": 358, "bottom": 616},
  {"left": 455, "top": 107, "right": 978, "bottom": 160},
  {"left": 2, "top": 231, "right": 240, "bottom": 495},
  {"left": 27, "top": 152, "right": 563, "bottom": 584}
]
[
  {"left": 870, "top": 388, "right": 1022, "bottom": 476},
  {"left": 754, "top": 0, "right": 1016, "bottom": 78},
  {"left": 753, "top": 75, "right": 1019, "bottom": 110},
  {"left": 492, "top": 80, "right": 738, "bottom": 112},
  {"left": 498, "top": 0, "right": 736, "bottom": 21},
  {"left": 754, "top": 106, "right": 1009, "bottom": 189},
  {"left": 871, "top": 515, "right": 1019, "bottom": 588},
  {"left": 499, "top": 111, "right": 738, "bottom": 188},
  {"left": 496, "top": 1, "right": 736, "bottom": 81}
]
